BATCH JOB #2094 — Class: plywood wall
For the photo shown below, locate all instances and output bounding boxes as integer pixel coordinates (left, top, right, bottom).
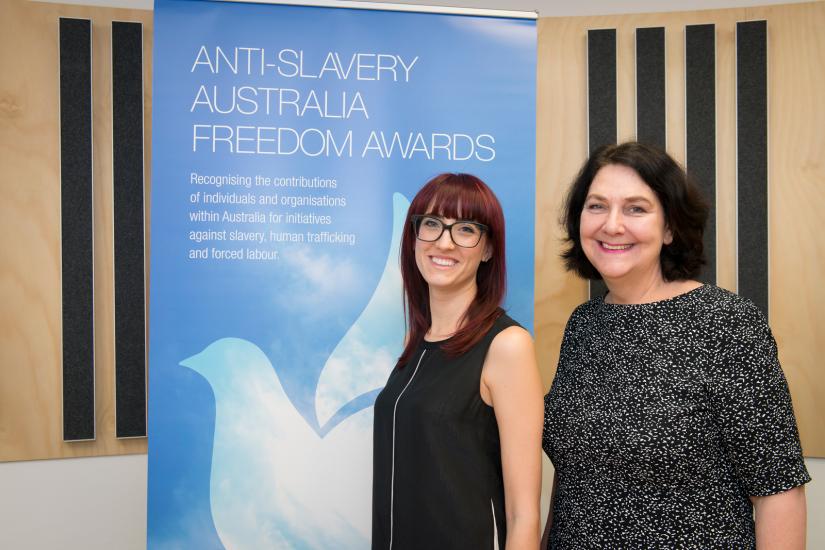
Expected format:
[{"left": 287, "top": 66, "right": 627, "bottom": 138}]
[
  {"left": 0, "top": 0, "right": 151, "bottom": 461},
  {"left": 1, "top": 0, "right": 823, "bottom": 461},
  {"left": 535, "top": 1, "right": 825, "bottom": 457}
]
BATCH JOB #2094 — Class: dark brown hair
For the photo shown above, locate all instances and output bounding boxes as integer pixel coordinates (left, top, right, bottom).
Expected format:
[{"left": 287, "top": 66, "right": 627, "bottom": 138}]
[
  {"left": 397, "top": 173, "right": 506, "bottom": 367},
  {"left": 561, "top": 141, "right": 709, "bottom": 281}
]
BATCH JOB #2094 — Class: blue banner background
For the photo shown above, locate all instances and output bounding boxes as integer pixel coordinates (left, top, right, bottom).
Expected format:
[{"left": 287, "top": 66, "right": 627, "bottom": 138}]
[{"left": 149, "top": 1, "right": 535, "bottom": 547}]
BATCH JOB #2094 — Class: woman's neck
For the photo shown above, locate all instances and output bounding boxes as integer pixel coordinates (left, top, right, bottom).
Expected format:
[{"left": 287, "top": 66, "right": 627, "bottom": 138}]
[
  {"left": 605, "top": 274, "right": 701, "bottom": 305},
  {"left": 426, "top": 282, "right": 477, "bottom": 340}
]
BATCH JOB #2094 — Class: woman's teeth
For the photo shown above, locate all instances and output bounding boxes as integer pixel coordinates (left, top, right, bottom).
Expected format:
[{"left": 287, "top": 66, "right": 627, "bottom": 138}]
[
  {"left": 431, "top": 256, "right": 457, "bottom": 266},
  {"left": 601, "top": 242, "right": 632, "bottom": 250}
]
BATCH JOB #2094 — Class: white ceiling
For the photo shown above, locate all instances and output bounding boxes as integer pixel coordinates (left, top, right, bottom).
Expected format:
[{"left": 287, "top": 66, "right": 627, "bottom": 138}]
[{"left": 30, "top": 0, "right": 815, "bottom": 16}]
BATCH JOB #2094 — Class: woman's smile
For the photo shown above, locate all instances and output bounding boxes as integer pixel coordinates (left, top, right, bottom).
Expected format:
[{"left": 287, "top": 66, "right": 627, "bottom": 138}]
[
  {"left": 429, "top": 255, "right": 459, "bottom": 267},
  {"left": 599, "top": 242, "right": 634, "bottom": 252}
]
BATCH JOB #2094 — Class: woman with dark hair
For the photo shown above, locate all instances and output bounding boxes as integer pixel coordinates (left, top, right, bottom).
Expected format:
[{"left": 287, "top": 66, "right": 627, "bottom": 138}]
[
  {"left": 372, "top": 173, "right": 543, "bottom": 550},
  {"left": 541, "top": 142, "right": 810, "bottom": 549}
]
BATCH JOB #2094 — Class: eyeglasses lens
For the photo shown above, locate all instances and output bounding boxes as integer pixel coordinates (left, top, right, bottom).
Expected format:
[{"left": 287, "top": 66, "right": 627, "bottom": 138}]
[{"left": 415, "top": 216, "right": 482, "bottom": 248}]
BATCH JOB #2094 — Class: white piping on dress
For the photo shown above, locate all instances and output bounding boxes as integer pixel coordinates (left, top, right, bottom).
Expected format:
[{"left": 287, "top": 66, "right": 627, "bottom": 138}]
[
  {"left": 491, "top": 498, "right": 499, "bottom": 550},
  {"left": 388, "top": 349, "right": 427, "bottom": 550}
]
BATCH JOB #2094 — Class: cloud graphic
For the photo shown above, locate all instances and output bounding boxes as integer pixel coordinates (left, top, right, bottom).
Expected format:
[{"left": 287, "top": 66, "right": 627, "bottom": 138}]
[
  {"left": 276, "top": 247, "right": 359, "bottom": 314},
  {"left": 182, "top": 339, "right": 372, "bottom": 549},
  {"left": 148, "top": 507, "right": 225, "bottom": 550},
  {"left": 180, "top": 193, "right": 410, "bottom": 549},
  {"left": 314, "top": 193, "right": 408, "bottom": 429}
]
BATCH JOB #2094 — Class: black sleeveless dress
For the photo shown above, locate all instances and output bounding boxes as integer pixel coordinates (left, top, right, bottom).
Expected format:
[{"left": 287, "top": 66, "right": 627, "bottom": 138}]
[{"left": 372, "top": 311, "right": 519, "bottom": 550}]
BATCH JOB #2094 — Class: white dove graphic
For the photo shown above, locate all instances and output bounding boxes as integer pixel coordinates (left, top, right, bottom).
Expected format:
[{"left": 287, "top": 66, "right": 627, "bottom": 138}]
[{"left": 181, "top": 193, "right": 409, "bottom": 549}]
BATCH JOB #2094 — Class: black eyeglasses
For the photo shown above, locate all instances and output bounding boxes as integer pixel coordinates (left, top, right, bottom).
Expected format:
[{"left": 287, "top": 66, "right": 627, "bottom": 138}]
[{"left": 411, "top": 215, "right": 488, "bottom": 248}]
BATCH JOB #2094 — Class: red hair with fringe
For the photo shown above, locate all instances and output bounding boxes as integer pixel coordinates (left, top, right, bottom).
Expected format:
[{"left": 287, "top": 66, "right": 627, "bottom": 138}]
[{"left": 397, "top": 173, "right": 507, "bottom": 367}]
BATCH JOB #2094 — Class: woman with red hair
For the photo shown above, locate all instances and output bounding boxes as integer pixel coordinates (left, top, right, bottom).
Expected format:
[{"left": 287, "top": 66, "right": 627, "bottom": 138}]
[{"left": 372, "top": 173, "right": 543, "bottom": 550}]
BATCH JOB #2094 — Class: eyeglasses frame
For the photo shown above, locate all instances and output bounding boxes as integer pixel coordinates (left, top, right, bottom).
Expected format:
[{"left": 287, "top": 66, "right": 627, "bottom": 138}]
[{"left": 410, "top": 214, "right": 489, "bottom": 248}]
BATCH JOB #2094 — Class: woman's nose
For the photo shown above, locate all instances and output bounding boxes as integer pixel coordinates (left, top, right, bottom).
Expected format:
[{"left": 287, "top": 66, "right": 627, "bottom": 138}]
[
  {"left": 603, "top": 209, "right": 625, "bottom": 234},
  {"left": 435, "top": 227, "right": 456, "bottom": 249}
]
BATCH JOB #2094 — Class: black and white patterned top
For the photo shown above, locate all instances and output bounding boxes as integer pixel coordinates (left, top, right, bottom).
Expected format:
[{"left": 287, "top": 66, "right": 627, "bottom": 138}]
[{"left": 542, "top": 284, "right": 810, "bottom": 549}]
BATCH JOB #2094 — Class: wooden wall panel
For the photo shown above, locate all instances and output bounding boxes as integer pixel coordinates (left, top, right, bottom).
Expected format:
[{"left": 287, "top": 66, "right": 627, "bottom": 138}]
[
  {"left": 535, "top": 17, "right": 590, "bottom": 390},
  {"left": 537, "top": 1, "right": 825, "bottom": 457},
  {"left": 616, "top": 28, "right": 634, "bottom": 144},
  {"left": 0, "top": 0, "right": 151, "bottom": 461},
  {"left": 716, "top": 23, "right": 738, "bottom": 293},
  {"left": 762, "top": 1, "right": 825, "bottom": 459},
  {"left": 1, "top": 0, "right": 822, "bottom": 461}
]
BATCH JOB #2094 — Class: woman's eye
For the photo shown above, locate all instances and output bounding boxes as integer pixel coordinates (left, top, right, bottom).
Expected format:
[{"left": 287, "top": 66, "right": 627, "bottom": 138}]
[
  {"left": 457, "top": 224, "right": 478, "bottom": 235},
  {"left": 585, "top": 203, "right": 604, "bottom": 211},
  {"left": 422, "top": 218, "right": 441, "bottom": 228},
  {"left": 627, "top": 205, "right": 647, "bottom": 214}
]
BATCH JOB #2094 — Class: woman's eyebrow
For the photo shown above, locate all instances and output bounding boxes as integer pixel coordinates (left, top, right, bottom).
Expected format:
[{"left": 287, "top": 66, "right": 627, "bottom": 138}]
[
  {"left": 624, "top": 196, "right": 654, "bottom": 205},
  {"left": 585, "top": 193, "right": 654, "bottom": 205}
]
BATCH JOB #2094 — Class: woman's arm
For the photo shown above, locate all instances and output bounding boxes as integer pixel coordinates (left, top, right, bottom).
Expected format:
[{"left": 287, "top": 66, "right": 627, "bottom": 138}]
[
  {"left": 482, "top": 326, "right": 544, "bottom": 550},
  {"left": 539, "top": 471, "right": 557, "bottom": 549},
  {"left": 706, "top": 299, "right": 810, "bottom": 546},
  {"left": 751, "top": 485, "right": 806, "bottom": 550}
]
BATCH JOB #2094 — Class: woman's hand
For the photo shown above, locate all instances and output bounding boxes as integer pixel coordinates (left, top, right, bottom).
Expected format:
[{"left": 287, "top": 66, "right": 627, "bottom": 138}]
[{"left": 482, "top": 326, "right": 544, "bottom": 550}]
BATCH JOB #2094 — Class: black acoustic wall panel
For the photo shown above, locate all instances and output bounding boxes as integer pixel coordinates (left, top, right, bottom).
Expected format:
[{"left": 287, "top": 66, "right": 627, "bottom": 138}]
[
  {"left": 736, "top": 21, "right": 768, "bottom": 315},
  {"left": 587, "top": 29, "right": 617, "bottom": 154},
  {"left": 587, "top": 29, "right": 617, "bottom": 299},
  {"left": 635, "top": 27, "right": 666, "bottom": 149},
  {"left": 112, "top": 21, "right": 147, "bottom": 438},
  {"left": 60, "top": 18, "right": 95, "bottom": 441},
  {"left": 685, "top": 24, "right": 717, "bottom": 285}
]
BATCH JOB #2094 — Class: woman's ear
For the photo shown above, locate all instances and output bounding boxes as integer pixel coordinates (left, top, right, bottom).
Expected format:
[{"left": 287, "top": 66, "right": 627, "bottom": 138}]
[
  {"left": 664, "top": 226, "right": 674, "bottom": 246},
  {"left": 482, "top": 244, "right": 493, "bottom": 262}
]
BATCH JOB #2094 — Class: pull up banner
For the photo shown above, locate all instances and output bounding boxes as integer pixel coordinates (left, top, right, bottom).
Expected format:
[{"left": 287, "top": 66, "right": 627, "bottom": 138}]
[{"left": 148, "top": 1, "right": 536, "bottom": 547}]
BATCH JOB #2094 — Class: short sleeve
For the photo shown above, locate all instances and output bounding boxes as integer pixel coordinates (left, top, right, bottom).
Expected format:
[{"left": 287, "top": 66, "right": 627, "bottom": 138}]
[{"left": 707, "top": 303, "right": 811, "bottom": 496}]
